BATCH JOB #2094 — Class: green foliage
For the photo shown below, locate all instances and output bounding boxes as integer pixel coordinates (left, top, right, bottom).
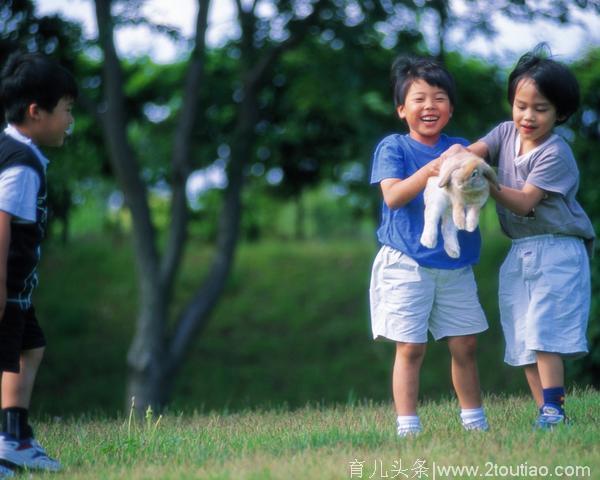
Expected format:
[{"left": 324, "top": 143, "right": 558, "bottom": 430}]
[
  {"left": 569, "top": 48, "right": 600, "bottom": 387},
  {"left": 446, "top": 51, "right": 509, "bottom": 140},
  {"left": 31, "top": 390, "right": 600, "bottom": 479}
]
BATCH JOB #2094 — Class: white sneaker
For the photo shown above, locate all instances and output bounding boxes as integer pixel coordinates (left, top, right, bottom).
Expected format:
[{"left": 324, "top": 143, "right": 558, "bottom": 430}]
[
  {"left": 462, "top": 417, "right": 489, "bottom": 431},
  {"left": 396, "top": 416, "right": 422, "bottom": 437},
  {"left": 397, "top": 424, "right": 422, "bottom": 437},
  {"left": 0, "top": 434, "right": 61, "bottom": 471},
  {"left": 460, "top": 407, "right": 489, "bottom": 431}
]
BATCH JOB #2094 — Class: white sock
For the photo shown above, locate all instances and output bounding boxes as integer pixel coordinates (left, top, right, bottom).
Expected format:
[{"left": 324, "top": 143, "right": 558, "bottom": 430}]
[
  {"left": 460, "top": 407, "right": 488, "bottom": 430},
  {"left": 396, "top": 415, "right": 422, "bottom": 434}
]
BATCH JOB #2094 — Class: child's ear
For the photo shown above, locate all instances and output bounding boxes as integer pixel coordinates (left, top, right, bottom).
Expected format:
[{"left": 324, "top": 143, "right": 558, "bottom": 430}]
[
  {"left": 396, "top": 105, "right": 406, "bottom": 120},
  {"left": 26, "top": 103, "right": 43, "bottom": 121}
]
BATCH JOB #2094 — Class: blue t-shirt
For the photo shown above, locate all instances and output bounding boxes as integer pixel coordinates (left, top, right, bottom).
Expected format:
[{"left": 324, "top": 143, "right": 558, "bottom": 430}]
[{"left": 370, "top": 133, "right": 481, "bottom": 269}]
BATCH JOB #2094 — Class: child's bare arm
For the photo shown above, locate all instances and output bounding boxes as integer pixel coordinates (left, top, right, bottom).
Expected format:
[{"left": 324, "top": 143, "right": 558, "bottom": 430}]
[
  {"left": 490, "top": 183, "right": 545, "bottom": 217},
  {"left": 466, "top": 141, "right": 489, "bottom": 158},
  {"left": 380, "top": 159, "right": 440, "bottom": 209},
  {"left": 0, "top": 211, "right": 10, "bottom": 320}
]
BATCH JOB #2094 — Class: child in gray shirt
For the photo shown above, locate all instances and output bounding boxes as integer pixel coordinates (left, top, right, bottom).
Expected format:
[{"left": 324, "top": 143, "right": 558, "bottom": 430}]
[{"left": 446, "top": 45, "right": 594, "bottom": 429}]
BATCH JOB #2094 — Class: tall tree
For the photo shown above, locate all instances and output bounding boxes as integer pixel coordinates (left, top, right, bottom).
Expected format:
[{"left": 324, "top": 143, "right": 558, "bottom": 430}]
[
  {"left": 94, "top": 0, "right": 211, "bottom": 410},
  {"left": 92, "top": 0, "right": 394, "bottom": 411}
]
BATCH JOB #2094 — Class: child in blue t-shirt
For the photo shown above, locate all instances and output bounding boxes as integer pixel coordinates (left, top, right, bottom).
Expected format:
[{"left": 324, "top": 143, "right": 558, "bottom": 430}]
[{"left": 369, "top": 56, "right": 489, "bottom": 436}]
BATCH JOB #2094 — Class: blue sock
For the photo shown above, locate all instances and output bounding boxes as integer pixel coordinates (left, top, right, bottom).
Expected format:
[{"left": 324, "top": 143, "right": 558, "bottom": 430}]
[{"left": 542, "top": 387, "right": 565, "bottom": 415}]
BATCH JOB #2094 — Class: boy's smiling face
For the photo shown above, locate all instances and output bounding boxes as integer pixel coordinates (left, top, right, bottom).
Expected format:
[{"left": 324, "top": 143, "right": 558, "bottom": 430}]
[
  {"left": 396, "top": 79, "right": 453, "bottom": 147},
  {"left": 29, "top": 96, "right": 75, "bottom": 147}
]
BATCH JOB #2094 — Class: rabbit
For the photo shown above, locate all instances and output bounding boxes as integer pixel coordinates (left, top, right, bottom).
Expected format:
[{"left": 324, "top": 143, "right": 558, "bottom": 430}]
[{"left": 420, "top": 151, "right": 499, "bottom": 258}]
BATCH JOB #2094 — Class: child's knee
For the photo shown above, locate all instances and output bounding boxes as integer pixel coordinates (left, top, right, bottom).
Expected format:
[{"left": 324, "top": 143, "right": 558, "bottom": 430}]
[
  {"left": 396, "top": 342, "right": 426, "bottom": 364},
  {"left": 449, "top": 335, "right": 478, "bottom": 362}
]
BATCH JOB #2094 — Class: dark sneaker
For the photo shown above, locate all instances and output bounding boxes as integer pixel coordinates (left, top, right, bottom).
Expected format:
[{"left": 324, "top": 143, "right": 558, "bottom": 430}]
[
  {"left": 0, "top": 434, "right": 61, "bottom": 471},
  {"left": 534, "top": 405, "right": 567, "bottom": 430},
  {"left": 0, "top": 464, "right": 14, "bottom": 478}
]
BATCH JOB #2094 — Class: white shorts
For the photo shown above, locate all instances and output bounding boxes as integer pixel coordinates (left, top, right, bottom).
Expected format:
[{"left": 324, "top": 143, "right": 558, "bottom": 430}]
[
  {"left": 369, "top": 245, "right": 488, "bottom": 343},
  {"left": 499, "top": 235, "right": 590, "bottom": 366}
]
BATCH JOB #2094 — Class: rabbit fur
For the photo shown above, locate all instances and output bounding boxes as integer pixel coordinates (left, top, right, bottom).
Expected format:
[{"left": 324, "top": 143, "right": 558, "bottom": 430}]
[{"left": 420, "top": 151, "right": 499, "bottom": 258}]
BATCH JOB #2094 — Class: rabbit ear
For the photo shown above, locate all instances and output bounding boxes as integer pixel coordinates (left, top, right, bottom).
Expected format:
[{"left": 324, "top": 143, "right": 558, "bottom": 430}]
[
  {"left": 481, "top": 162, "right": 500, "bottom": 190},
  {"left": 459, "top": 158, "right": 480, "bottom": 182},
  {"left": 438, "top": 163, "right": 460, "bottom": 187},
  {"left": 438, "top": 154, "right": 466, "bottom": 187}
]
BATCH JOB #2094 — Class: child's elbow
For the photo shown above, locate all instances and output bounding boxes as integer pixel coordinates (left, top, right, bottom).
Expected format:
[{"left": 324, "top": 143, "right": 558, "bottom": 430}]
[
  {"left": 519, "top": 195, "right": 544, "bottom": 217},
  {"left": 383, "top": 198, "right": 395, "bottom": 209},
  {"left": 383, "top": 196, "right": 403, "bottom": 210},
  {"left": 514, "top": 199, "right": 539, "bottom": 217},
  {"left": 514, "top": 206, "right": 533, "bottom": 217}
]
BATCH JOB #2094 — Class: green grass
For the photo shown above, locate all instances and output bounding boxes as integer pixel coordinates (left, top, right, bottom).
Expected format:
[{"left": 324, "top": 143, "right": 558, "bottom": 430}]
[
  {"left": 22, "top": 209, "right": 600, "bottom": 478},
  {"left": 22, "top": 389, "right": 600, "bottom": 479}
]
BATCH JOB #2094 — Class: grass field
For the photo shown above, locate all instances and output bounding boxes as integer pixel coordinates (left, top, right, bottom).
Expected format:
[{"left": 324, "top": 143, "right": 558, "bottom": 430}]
[
  {"left": 21, "top": 389, "right": 599, "bottom": 479},
  {"left": 15, "top": 205, "right": 599, "bottom": 479}
]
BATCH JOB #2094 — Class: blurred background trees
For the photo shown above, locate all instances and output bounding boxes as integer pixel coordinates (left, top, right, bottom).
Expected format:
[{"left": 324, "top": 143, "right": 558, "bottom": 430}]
[{"left": 1, "top": 0, "right": 598, "bottom": 414}]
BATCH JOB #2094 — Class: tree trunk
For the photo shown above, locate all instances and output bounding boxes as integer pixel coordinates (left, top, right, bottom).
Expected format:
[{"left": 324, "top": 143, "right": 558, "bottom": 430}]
[
  {"left": 124, "top": 0, "right": 211, "bottom": 413},
  {"left": 124, "top": 289, "right": 171, "bottom": 410},
  {"left": 164, "top": 88, "right": 257, "bottom": 380},
  {"left": 95, "top": 0, "right": 167, "bottom": 413}
]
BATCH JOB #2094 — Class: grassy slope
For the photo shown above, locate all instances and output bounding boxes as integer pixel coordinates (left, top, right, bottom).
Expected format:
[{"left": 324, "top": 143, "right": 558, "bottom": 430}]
[
  {"left": 32, "top": 232, "right": 511, "bottom": 415},
  {"left": 34, "top": 214, "right": 591, "bottom": 415},
  {"left": 31, "top": 390, "right": 600, "bottom": 479}
]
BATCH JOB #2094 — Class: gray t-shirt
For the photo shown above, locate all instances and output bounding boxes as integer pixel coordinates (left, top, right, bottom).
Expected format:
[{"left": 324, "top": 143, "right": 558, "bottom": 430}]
[{"left": 481, "top": 121, "right": 595, "bottom": 253}]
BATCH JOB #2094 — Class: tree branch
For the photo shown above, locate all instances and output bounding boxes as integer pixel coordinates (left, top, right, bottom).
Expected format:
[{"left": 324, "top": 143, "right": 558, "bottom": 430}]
[
  {"left": 245, "top": 4, "right": 321, "bottom": 92},
  {"left": 160, "top": 0, "right": 211, "bottom": 302},
  {"left": 94, "top": 0, "right": 163, "bottom": 373},
  {"left": 95, "top": 0, "right": 159, "bottom": 274},
  {"left": 166, "top": 119, "right": 249, "bottom": 372},
  {"left": 165, "top": 1, "right": 320, "bottom": 371}
]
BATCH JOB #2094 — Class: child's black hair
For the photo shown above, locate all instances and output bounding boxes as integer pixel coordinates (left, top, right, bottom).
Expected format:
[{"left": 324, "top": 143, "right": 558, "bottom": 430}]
[
  {"left": 390, "top": 56, "right": 456, "bottom": 107},
  {"left": 508, "top": 44, "right": 579, "bottom": 125},
  {"left": 0, "top": 52, "right": 78, "bottom": 124}
]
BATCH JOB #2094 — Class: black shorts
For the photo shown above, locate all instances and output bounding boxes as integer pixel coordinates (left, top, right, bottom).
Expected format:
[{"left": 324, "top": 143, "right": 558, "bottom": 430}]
[{"left": 0, "top": 303, "right": 46, "bottom": 373}]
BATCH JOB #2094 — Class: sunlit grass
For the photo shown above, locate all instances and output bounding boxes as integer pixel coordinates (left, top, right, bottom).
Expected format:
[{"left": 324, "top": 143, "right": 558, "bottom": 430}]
[{"left": 25, "top": 388, "right": 599, "bottom": 479}]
